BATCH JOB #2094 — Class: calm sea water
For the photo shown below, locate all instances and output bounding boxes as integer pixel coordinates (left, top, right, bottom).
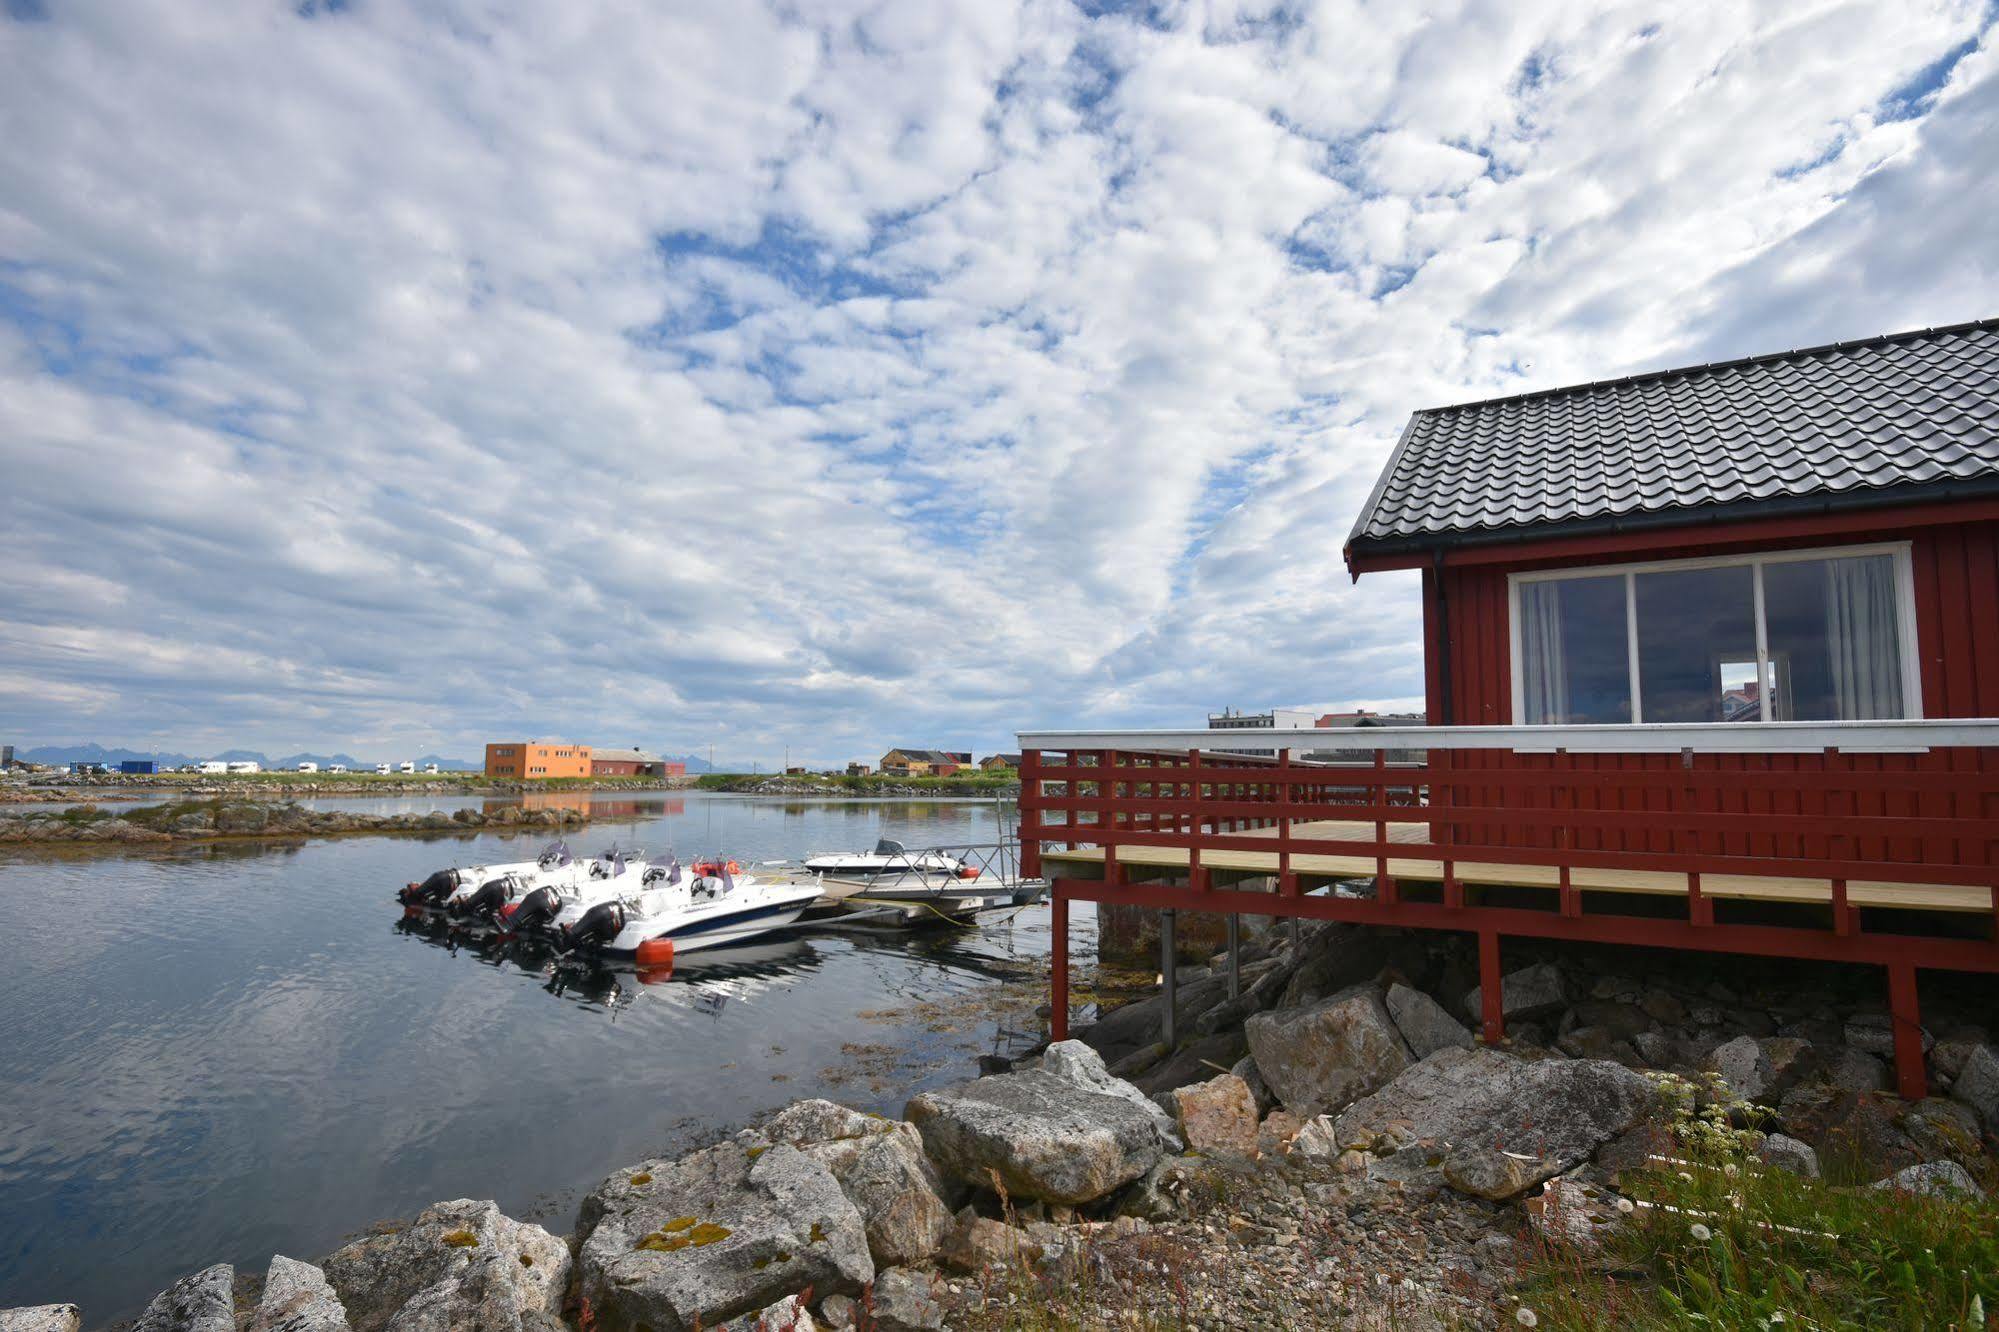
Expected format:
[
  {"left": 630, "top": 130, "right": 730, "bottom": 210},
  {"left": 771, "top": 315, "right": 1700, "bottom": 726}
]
[{"left": 0, "top": 794, "right": 1087, "bottom": 1324}]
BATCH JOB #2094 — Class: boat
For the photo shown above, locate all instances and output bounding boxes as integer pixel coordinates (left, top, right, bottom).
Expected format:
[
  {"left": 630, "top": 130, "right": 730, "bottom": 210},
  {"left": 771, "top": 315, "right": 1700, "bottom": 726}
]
[
  {"left": 556, "top": 859, "right": 821, "bottom": 962},
  {"left": 505, "top": 847, "right": 655, "bottom": 937},
  {"left": 397, "top": 840, "right": 583, "bottom": 910},
  {"left": 802, "top": 838, "right": 976, "bottom": 880}
]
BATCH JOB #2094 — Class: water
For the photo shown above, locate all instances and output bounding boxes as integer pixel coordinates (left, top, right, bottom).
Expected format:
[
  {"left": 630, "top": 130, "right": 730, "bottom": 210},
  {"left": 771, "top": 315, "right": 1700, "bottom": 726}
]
[{"left": 0, "top": 794, "right": 1086, "bottom": 1323}]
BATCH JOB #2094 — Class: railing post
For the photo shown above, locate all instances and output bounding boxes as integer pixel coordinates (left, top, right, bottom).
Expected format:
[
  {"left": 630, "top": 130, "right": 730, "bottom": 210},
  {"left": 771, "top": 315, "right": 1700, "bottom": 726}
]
[
  {"left": 1100, "top": 749, "right": 1122, "bottom": 887},
  {"left": 1161, "top": 909, "right": 1178, "bottom": 1050},
  {"left": 1050, "top": 889, "right": 1069, "bottom": 1042},
  {"left": 1832, "top": 878, "right": 1853, "bottom": 936},
  {"left": 1188, "top": 749, "right": 1206, "bottom": 891},
  {"left": 1374, "top": 747, "right": 1397, "bottom": 906},
  {"left": 1688, "top": 871, "right": 1711, "bottom": 927},
  {"left": 1277, "top": 747, "right": 1295, "bottom": 897},
  {"left": 1019, "top": 749, "right": 1042, "bottom": 881}
]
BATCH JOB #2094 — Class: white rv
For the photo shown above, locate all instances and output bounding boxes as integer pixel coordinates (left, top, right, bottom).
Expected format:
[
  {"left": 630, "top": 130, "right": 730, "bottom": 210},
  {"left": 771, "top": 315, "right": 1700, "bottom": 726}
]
[
  {"left": 328, "top": 764, "right": 348, "bottom": 773},
  {"left": 227, "top": 761, "right": 261, "bottom": 774},
  {"left": 399, "top": 761, "right": 416, "bottom": 774},
  {"left": 296, "top": 762, "right": 319, "bottom": 773},
  {"left": 199, "top": 761, "right": 229, "bottom": 775},
  {"left": 375, "top": 763, "right": 391, "bottom": 775},
  {"left": 423, "top": 763, "right": 439, "bottom": 775}
]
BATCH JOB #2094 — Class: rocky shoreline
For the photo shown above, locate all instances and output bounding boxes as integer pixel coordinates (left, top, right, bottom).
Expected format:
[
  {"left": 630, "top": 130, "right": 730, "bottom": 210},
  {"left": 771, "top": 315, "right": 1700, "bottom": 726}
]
[
  {"left": 0, "top": 800, "right": 588, "bottom": 845},
  {"left": 6, "top": 919, "right": 1994, "bottom": 1331},
  {"left": 5, "top": 776, "right": 692, "bottom": 801}
]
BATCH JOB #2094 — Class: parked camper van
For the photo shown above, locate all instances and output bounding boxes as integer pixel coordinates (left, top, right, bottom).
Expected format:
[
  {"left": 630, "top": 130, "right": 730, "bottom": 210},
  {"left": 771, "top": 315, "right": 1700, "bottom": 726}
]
[
  {"left": 199, "top": 761, "right": 228, "bottom": 774},
  {"left": 398, "top": 761, "right": 416, "bottom": 774},
  {"left": 296, "top": 762, "right": 318, "bottom": 773},
  {"left": 423, "top": 763, "right": 439, "bottom": 775},
  {"left": 226, "top": 761, "right": 260, "bottom": 774},
  {"left": 375, "top": 763, "right": 390, "bottom": 775},
  {"left": 327, "top": 764, "right": 347, "bottom": 773}
]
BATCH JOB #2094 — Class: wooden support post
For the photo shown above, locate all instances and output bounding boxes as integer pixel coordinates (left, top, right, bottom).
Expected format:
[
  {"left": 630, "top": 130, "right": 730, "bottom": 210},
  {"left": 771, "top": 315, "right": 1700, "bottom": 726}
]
[
  {"left": 1443, "top": 860, "right": 1462, "bottom": 910},
  {"left": 1478, "top": 929, "right": 1505, "bottom": 1045},
  {"left": 1887, "top": 962, "right": 1927, "bottom": 1101},
  {"left": 1050, "top": 890, "right": 1069, "bottom": 1043},
  {"left": 1018, "top": 750, "right": 1042, "bottom": 881},
  {"left": 1161, "top": 909, "right": 1179, "bottom": 1050},
  {"left": 1688, "top": 871, "right": 1712, "bottom": 927},
  {"left": 1226, "top": 912, "right": 1241, "bottom": 1000},
  {"left": 1277, "top": 748, "right": 1295, "bottom": 897},
  {"left": 1832, "top": 879, "right": 1853, "bottom": 936}
]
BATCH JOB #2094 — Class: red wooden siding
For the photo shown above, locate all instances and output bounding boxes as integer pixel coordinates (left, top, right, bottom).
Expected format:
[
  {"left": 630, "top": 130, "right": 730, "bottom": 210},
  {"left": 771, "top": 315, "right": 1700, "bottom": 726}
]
[{"left": 1422, "top": 516, "right": 1999, "bottom": 872}]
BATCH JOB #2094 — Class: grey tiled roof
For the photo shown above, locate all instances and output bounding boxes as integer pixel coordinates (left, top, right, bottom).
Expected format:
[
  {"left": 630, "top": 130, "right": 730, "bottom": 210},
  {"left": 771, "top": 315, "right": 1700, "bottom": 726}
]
[{"left": 1347, "top": 318, "right": 1999, "bottom": 559}]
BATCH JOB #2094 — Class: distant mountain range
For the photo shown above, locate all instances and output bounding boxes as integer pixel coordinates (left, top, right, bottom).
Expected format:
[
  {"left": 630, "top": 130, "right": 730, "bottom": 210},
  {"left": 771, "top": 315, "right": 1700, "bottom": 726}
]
[
  {"left": 15, "top": 742, "right": 710, "bottom": 773},
  {"left": 15, "top": 743, "right": 480, "bottom": 771}
]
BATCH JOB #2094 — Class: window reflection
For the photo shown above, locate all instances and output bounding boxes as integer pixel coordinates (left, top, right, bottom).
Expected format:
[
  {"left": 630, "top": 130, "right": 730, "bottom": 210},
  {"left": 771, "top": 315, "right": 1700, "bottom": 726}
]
[
  {"left": 1635, "top": 565, "right": 1757, "bottom": 723},
  {"left": 1517, "top": 574, "right": 1630, "bottom": 724}
]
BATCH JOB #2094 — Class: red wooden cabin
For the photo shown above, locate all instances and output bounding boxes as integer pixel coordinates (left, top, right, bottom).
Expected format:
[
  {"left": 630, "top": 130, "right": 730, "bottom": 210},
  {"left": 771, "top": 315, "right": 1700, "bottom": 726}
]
[{"left": 1019, "top": 318, "right": 1999, "bottom": 1098}]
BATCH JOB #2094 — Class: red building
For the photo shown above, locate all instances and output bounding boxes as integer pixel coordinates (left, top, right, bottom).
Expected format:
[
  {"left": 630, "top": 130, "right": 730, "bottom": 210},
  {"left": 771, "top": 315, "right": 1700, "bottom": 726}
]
[{"left": 1020, "top": 318, "right": 1999, "bottom": 1099}]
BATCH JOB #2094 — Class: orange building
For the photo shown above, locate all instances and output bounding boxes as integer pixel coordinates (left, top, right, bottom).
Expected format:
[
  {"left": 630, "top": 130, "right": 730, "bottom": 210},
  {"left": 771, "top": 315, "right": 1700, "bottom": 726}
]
[{"left": 484, "top": 741, "right": 592, "bottom": 779}]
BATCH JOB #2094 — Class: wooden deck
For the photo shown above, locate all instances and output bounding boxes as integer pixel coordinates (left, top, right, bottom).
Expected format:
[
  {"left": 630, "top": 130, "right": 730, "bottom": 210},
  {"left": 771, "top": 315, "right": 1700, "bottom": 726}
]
[{"left": 1040, "top": 818, "right": 1991, "bottom": 914}]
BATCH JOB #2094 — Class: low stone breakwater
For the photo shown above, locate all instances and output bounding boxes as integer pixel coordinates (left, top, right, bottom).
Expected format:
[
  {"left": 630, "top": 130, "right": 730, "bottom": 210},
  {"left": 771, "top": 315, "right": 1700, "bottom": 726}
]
[
  {"left": 0, "top": 800, "right": 587, "bottom": 845},
  {"left": 5, "top": 919, "right": 1995, "bottom": 1331}
]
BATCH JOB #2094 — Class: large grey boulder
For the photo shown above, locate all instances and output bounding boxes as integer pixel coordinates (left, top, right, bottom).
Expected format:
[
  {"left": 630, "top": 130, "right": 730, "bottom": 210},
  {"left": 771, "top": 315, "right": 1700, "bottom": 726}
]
[
  {"left": 1386, "top": 983, "right": 1474, "bottom": 1057},
  {"left": 575, "top": 1141, "right": 872, "bottom": 1332},
  {"left": 1949, "top": 1044, "right": 1999, "bottom": 1131},
  {"left": 320, "top": 1199, "right": 568, "bottom": 1332},
  {"left": 247, "top": 1256, "right": 350, "bottom": 1332},
  {"left": 905, "top": 1057, "right": 1171, "bottom": 1205},
  {"left": 1755, "top": 1133, "right": 1820, "bottom": 1178},
  {"left": 1170, "top": 1073, "right": 1259, "bottom": 1154},
  {"left": 0, "top": 1308, "right": 82, "bottom": 1332},
  {"left": 1463, "top": 962, "right": 1566, "bottom": 1024},
  {"left": 750, "top": 1100, "right": 951, "bottom": 1267},
  {"left": 1335, "top": 1046, "right": 1659, "bottom": 1170},
  {"left": 1872, "top": 1159, "right": 1985, "bottom": 1199},
  {"left": 1244, "top": 983, "right": 1412, "bottom": 1116},
  {"left": 1439, "top": 1145, "right": 1559, "bottom": 1201},
  {"left": 1709, "top": 1036, "right": 1818, "bottom": 1104},
  {"left": 134, "top": 1265, "right": 235, "bottom": 1332},
  {"left": 867, "top": 1267, "right": 945, "bottom": 1332},
  {"left": 1845, "top": 1014, "right": 1931, "bottom": 1058},
  {"left": 1037, "top": 1040, "right": 1180, "bottom": 1147}
]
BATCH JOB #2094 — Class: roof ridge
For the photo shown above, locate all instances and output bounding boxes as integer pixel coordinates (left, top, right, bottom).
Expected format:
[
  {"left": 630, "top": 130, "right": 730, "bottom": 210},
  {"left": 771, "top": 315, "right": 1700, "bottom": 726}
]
[{"left": 1414, "top": 315, "right": 1999, "bottom": 418}]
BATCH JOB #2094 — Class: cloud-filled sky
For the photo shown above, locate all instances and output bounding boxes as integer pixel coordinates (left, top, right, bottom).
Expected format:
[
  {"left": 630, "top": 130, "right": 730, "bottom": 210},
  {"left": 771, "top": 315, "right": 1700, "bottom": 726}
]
[{"left": 2, "top": 0, "right": 1996, "bottom": 765}]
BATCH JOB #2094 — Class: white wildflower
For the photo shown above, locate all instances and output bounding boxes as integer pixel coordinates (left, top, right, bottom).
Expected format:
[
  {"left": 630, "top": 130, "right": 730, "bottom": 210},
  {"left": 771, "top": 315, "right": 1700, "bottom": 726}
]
[
  {"left": 1689, "top": 1222, "right": 1712, "bottom": 1241},
  {"left": 1723, "top": 1163, "right": 1739, "bottom": 1179},
  {"left": 1515, "top": 1309, "right": 1539, "bottom": 1328},
  {"left": 1971, "top": 1294, "right": 1985, "bottom": 1324}
]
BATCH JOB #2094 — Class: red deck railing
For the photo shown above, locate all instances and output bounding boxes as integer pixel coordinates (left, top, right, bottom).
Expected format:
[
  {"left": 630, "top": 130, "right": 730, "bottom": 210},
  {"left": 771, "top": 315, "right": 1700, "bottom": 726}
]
[{"left": 1016, "top": 720, "right": 1999, "bottom": 1099}]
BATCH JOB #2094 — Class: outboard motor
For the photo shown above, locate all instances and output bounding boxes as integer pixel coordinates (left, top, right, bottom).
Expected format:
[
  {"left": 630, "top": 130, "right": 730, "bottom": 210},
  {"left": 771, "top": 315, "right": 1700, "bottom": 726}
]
[
  {"left": 561, "top": 900, "right": 626, "bottom": 954},
  {"left": 449, "top": 875, "right": 513, "bottom": 921},
  {"left": 504, "top": 885, "right": 561, "bottom": 937},
  {"left": 399, "top": 869, "right": 459, "bottom": 907}
]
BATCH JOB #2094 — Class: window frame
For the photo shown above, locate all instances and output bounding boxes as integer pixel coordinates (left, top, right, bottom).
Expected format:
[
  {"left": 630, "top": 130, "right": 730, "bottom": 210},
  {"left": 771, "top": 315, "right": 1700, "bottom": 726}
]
[{"left": 1507, "top": 541, "right": 1923, "bottom": 724}]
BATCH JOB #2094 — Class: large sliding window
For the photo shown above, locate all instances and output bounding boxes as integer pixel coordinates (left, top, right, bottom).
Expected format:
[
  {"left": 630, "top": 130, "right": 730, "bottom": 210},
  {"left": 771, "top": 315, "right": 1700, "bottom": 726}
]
[{"left": 1510, "top": 544, "right": 1918, "bottom": 725}]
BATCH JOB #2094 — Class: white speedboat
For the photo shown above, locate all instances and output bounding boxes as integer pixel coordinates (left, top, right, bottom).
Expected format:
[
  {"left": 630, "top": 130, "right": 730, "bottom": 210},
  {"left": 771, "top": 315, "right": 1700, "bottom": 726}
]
[
  {"left": 557, "top": 859, "right": 821, "bottom": 962},
  {"left": 803, "top": 838, "right": 976, "bottom": 880},
  {"left": 498, "top": 847, "right": 654, "bottom": 937},
  {"left": 398, "top": 840, "right": 583, "bottom": 910}
]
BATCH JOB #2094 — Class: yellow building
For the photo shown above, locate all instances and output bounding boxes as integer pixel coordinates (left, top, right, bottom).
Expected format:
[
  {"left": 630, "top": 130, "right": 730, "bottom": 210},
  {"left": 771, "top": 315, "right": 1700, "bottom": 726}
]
[{"left": 485, "top": 741, "right": 592, "bottom": 779}]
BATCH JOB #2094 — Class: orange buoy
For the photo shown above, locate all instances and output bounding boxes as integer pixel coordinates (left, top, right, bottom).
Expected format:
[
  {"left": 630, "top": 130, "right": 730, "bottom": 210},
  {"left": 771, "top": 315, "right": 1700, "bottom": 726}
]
[
  {"left": 726, "top": 860, "right": 742, "bottom": 874},
  {"left": 635, "top": 937, "right": 675, "bottom": 967},
  {"left": 957, "top": 866, "right": 980, "bottom": 880}
]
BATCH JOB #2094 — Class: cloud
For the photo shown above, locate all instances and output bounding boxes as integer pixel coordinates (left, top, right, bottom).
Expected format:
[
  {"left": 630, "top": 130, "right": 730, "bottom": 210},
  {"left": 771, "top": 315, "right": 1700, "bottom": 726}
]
[{"left": 0, "top": 0, "right": 1994, "bottom": 763}]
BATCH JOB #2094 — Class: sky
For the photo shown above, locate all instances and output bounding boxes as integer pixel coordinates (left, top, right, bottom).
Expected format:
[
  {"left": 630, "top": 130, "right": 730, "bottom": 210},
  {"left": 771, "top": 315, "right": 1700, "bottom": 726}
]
[{"left": 2, "top": 0, "right": 1997, "bottom": 767}]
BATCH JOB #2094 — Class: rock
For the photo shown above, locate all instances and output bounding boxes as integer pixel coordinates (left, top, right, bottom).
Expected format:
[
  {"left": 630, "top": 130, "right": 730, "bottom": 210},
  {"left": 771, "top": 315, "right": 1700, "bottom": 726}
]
[
  {"left": 1557, "top": 1026, "right": 1637, "bottom": 1064},
  {"left": 1230, "top": 1055, "right": 1275, "bottom": 1117},
  {"left": 321, "top": 1200, "right": 566, "bottom": 1332},
  {"left": 1567, "top": 1000, "right": 1658, "bottom": 1041},
  {"left": 1932, "top": 1027, "right": 1990, "bottom": 1084},
  {"left": 1524, "top": 1176, "right": 1625, "bottom": 1252},
  {"left": 1754, "top": 1133, "right": 1820, "bottom": 1178},
  {"left": 937, "top": 1214, "right": 1040, "bottom": 1274},
  {"left": 1192, "top": 991, "right": 1263, "bottom": 1038},
  {"left": 1639, "top": 989, "right": 1687, "bottom": 1025},
  {"left": 714, "top": 1295, "right": 816, "bottom": 1331},
  {"left": 1845, "top": 1014, "right": 1931, "bottom": 1058},
  {"left": 1385, "top": 983, "right": 1474, "bottom": 1057},
  {"left": 1825, "top": 1048, "right": 1891, "bottom": 1093},
  {"left": 1037, "top": 1040, "right": 1181, "bottom": 1147},
  {"left": 1334, "top": 1046, "right": 1659, "bottom": 1170},
  {"left": 214, "top": 804, "right": 270, "bottom": 833},
  {"left": 817, "top": 1293, "right": 856, "bottom": 1329},
  {"left": 1462, "top": 962, "right": 1566, "bottom": 1025},
  {"left": 1631, "top": 1031, "right": 1674, "bottom": 1068},
  {"left": 867, "top": 1268, "right": 944, "bottom": 1331},
  {"left": 1775, "top": 1087, "right": 1919, "bottom": 1179},
  {"left": 1871, "top": 1160, "right": 1985, "bottom": 1199},
  {"left": 753, "top": 1101, "right": 952, "bottom": 1267},
  {"left": 0, "top": 1308, "right": 81, "bottom": 1332},
  {"left": 1171, "top": 1074, "right": 1259, "bottom": 1155},
  {"left": 246, "top": 1255, "right": 350, "bottom": 1332},
  {"left": 133, "top": 1264, "right": 235, "bottom": 1332},
  {"left": 1244, "top": 983, "right": 1412, "bottom": 1116},
  {"left": 1440, "top": 1145, "right": 1560, "bottom": 1201},
  {"left": 1709, "top": 1036, "right": 1818, "bottom": 1104},
  {"left": 1290, "top": 1114, "right": 1339, "bottom": 1157},
  {"left": 1949, "top": 1044, "right": 1999, "bottom": 1131},
  {"left": 1129, "top": 1031, "right": 1249, "bottom": 1097},
  {"left": 906, "top": 1060, "right": 1170, "bottom": 1205},
  {"left": 575, "top": 1142, "right": 872, "bottom": 1332},
  {"left": 1901, "top": 1097, "right": 1985, "bottom": 1165}
]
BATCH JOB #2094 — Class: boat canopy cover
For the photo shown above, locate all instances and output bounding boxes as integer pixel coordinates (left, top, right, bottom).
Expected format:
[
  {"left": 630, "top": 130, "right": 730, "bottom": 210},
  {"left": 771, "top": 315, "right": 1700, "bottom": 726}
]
[{"left": 874, "top": 839, "right": 907, "bottom": 855}]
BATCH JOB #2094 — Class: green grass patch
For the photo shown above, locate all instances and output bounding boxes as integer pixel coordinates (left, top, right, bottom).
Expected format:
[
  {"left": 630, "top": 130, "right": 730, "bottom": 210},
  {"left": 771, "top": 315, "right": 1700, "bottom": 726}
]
[{"left": 1516, "top": 1138, "right": 1999, "bottom": 1329}]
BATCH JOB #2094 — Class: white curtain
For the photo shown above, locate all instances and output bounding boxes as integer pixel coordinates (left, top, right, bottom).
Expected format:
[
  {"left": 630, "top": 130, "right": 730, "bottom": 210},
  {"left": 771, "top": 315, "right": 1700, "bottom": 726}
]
[
  {"left": 1519, "top": 580, "right": 1569, "bottom": 724},
  {"left": 1826, "top": 555, "right": 1903, "bottom": 719}
]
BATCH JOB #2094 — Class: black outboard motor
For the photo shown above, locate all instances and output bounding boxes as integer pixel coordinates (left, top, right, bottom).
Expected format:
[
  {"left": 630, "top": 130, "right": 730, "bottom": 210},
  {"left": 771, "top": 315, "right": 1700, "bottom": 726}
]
[
  {"left": 504, "top": 885, "right": 561, "bottom": 937},
  {"left": 399, "top": 869, "right": 459, "bottom": 907},
  {"left": 561, "top": 900, "right": 626, "bottom": 954},
  {"left": 449, "top": 875, "right": 513, "bottom": 921}
]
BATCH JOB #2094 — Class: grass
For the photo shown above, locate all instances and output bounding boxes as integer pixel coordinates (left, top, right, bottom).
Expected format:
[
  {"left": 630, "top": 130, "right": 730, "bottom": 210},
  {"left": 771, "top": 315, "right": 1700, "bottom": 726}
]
[{"left": 1514, "top": 1108, "right": 1999, "bottom": 1329}]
